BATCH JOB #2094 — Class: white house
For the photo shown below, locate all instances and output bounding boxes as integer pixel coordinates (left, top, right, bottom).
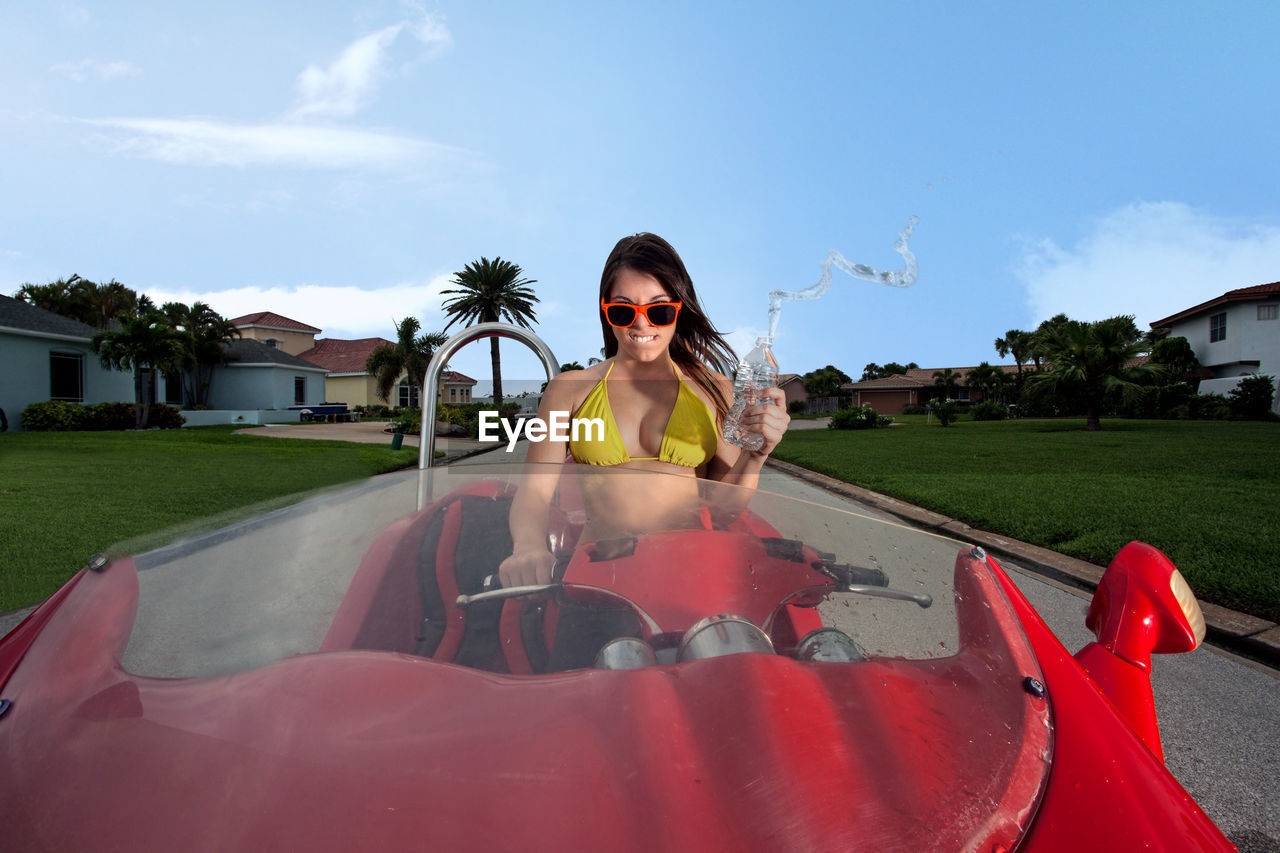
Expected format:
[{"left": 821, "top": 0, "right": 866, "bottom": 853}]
[
  {"left": 1149, "top": 281, "right": 1280, "bottom": 413},
  {"left": 0, "top": 294, "right": 135, "bottom": 430},
  {"left": 207, "top": 339, "right": 328, "bottom": 411}
]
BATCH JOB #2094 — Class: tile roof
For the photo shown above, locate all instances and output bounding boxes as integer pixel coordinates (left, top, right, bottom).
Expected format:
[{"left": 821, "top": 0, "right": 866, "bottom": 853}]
[
  {"left": 224, "top": 338, "right": 328, "bottom": 370},
  {"left": 442, "top": 370, "right": 477, "bottom": 385},
  {"left": 843, "top": 364, "right": 1020, "bottom": 390},
  {"left": 0, "top": 294, "right": 97, "bottom": 339},
  {"left": 297, "top": 337, "right": 394, "bottom": 373},
  {"left": 229, "top": 311, "right": 322, "bottom": 334},
  {"left": 1149, "top": 281, "right": 1280, "bottom": 328}
]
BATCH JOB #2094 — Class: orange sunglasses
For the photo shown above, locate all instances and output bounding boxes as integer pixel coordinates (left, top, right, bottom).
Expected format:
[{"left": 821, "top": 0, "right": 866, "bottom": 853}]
[{"left": 600, "top": 299, "right": 683, "bottom": 328}]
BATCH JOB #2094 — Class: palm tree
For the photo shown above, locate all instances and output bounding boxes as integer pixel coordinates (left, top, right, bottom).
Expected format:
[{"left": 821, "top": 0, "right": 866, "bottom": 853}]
[
  {"left": 85, "top": 279, "right": 145, "bottom": 328},
  {"left": 163, "top": 301, "right": 240, "bottom": 406},
  {"left": 366, "top": 316, "right": 449, "bottom": 408},
  {"left": 932, "top": 367, "right": 961, "bottom": 400},
  {"left": 440, "top": 257, "right": 539, "bottom": 407},
  {"left": 1025, "top": 314, "right": 1158, "bottom": 431},
  {"left": 15, "top": 275, "right": 91, "bottom": 321},
  {"left": 91, "top": 310, "right": 185, "bottom": 429},
  {"left": 965, "top": 362, "right": 1005, "bottom": 402},
  {"left": 16, "top": 275, "right": 148, "bottom": 327},
  {"left": 1028, "top": 314, "right": 1072, "bottom": 370},
  {"left": 994, "top": 329, "right": 1033, "bottom": 383}
]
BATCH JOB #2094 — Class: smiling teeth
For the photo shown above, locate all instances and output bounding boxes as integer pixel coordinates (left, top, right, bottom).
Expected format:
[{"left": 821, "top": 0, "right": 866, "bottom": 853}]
[{"left": 630, "top": 335, "right": 657, "bottom": 342}]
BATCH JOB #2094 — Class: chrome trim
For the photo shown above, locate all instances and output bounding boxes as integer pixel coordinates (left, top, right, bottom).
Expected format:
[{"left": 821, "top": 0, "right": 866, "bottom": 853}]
[
  {"left": 678, "top": 614, "right": 775, "bottom": 662},
  {"left": 594, "top": 638, "right": 658, "bottom": 670},
  {"left": 419, "top": 322, "right": 560, "bottom": 471},
  {"left": 795, "top": 628, "right": 865, "bottom": 662}
]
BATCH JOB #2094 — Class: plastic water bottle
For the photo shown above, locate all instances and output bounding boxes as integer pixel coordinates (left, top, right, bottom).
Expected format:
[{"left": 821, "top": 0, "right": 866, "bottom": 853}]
[{"left": 723, "top": 337, "right": 778, "bottom": 451}]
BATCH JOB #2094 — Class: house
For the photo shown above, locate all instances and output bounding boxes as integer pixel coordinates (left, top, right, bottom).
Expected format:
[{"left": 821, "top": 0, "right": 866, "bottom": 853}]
[
  {"left": 1149, "top": 281, "right": 1280, "bottom": 412},
  {"left": 294, "top": 336, "right": 477, "bottom": 410},
  {"left": 0, "top": 294, "right": 135, "bottom": 430},
  {"left": 205, "top": 339, "right": 328, "bottom": 411},
  {"left": 776, "top": 374, "right": 807, "bottom": 409},
  {"left": 229, "top": 312, "right": 322, "bottom": 356},
  {"left": 433, "top": 371, "right": 478, "bottom": 408},
  {"left": 841, "top": 365, "right": 1020, "bottom": 415},
  {"left": 296, "top": 337, "right": 394, "bottom": 408},
  {"left": 230, "top": 311, "right": 481, "bottom": 411}
]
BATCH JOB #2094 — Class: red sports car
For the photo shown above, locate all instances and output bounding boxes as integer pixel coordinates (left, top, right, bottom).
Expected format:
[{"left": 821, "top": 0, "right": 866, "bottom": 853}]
[{"left": 0, "top": 463, "right": 1230, "bottom": 851}]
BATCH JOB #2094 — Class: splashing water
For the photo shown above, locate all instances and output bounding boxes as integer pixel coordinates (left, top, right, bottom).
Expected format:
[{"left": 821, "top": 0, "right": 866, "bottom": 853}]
[{"left": 766, "top": 215, "right": 920, "bottom": 341}]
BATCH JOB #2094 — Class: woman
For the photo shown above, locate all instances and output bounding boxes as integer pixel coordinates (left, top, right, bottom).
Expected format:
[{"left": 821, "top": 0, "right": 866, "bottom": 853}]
[{"left": 498, "top": 233, "right": 790, "bottom": 587}]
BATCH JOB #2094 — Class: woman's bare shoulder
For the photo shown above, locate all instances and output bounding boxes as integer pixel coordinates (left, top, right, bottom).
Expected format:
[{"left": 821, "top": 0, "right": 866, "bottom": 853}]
[
  {"left": 709, "top": 369, "right": 733, "bottom": 394},
  {"left": 543, "top": 362, "right": 607, "bottom": 410}
]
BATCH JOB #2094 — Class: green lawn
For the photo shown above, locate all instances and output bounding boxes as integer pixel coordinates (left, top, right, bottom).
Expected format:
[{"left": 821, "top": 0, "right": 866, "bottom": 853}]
[
  {"left": 773, "top": 418, "right": 1280, "bottom": 622},
  {"left": 0, "top": 426, "right": 419, "bottom": 611}
]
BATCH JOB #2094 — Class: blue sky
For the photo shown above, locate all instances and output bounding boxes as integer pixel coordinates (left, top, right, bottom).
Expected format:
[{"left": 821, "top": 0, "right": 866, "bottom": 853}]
[{"left": 4, "top": 1, "right": 1278, "bottom": 388}]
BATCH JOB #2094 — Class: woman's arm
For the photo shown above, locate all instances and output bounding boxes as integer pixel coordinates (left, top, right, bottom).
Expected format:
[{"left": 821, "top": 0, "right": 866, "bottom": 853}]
[{"left": 497, "top": 372, "right": 581, "bottom": 587}]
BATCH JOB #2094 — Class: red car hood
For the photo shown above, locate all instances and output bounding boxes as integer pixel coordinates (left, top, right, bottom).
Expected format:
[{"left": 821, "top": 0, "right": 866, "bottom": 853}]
[{"left": 1, "top": 557, "right": 1049, "bottom": 852}]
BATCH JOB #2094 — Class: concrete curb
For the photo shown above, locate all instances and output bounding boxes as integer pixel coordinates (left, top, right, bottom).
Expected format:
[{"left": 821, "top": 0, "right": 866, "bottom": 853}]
[{"left": 765, "top": 457, "right": 1280, "bottom": 669}]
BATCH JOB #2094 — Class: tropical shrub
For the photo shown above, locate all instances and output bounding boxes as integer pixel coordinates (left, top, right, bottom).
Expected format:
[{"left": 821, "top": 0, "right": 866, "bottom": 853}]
[
  {"left": 930, "top": 398, "right": 958, "bottom": 427},
  {"left": 20, "top": 401, "right": 86, "bottom": 431},
  {"left": 1179, "top": 393, "right": 1231, "bottom": 421},
  {"left": 392, "top": 407, "right": 422, "bottom": 435},
  {"left": 1228, "top": 375, "right": 1277, "bottom": 420},
  {"left": 83, "top": 402, "right": 137, "bottom": 431},
  {"left": 969, "top": 401, "right": 1009, "bottom": 421},
  {"left": 147, "top": 404, "right": 186, "bottom": 429},
  {"left": 788, "top": 400, "right": 806, "bottom": 414},
  {"left": 1114, "top": 383, "right": 1195, "bottom": 419},
  {"left": 901, "top": 404, "right": 928, "bottom": 416},
  {"left": 20, "top": 401, "right": 184, "bottom": 430},
  {"left": 829, "top": 405, "right": 883, "bottom": 430}
]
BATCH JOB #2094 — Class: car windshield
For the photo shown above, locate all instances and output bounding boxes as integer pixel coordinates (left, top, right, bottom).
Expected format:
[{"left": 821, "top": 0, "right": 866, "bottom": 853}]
[
  {"left": 117, "top": 463, "right": 1007, "bottom": 677},
  {"left": 103, "top": 462, "right": 1050, "bottom": 851}
]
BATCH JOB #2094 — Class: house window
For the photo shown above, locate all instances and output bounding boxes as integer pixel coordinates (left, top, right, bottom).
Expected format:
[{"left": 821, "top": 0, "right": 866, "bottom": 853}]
[
  {"left": 265, "top": 338, "right": 281, "bottom": 349},
  {"left": 50, "top": 351, "right": 84, "bottom": 402},
  {"left": 294, "top": 376, "right": 306, "bottom": 405},
  {"left": 163, "top": 372, "right": 183, "bottom": 405},
  {"left": 1209, "top": 312, "right": 1227, "bottom": 342},
  {"left": 449, "top": 387, "right": 457, "bottom": 402},
  {"left": 463, "top": 388, "right": 471, "bottom": 402},
  {"left": 956, "top": 388, "right": 971, "bottom": 402},
  {"left": 398, "top": 381, "right": 420, "bottom": 409},
  {"left": 1260, "top": 304, "right": 1278, "bottom": 321}
]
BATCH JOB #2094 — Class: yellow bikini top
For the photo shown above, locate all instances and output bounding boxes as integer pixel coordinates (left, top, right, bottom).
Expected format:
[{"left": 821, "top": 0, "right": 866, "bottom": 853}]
[{"left": 569, "top": 359, "right": 719, "bottom": 468}]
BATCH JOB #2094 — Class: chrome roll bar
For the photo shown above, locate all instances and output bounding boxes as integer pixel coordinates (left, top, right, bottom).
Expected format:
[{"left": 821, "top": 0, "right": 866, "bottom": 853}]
[{"left": 418, "top": 322, "right": 560, "bottom": 470}]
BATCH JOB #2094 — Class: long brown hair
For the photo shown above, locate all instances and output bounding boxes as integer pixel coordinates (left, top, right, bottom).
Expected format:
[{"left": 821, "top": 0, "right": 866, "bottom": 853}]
[{"left": 599, "top": 233, "right": 736, "bottom": 421}]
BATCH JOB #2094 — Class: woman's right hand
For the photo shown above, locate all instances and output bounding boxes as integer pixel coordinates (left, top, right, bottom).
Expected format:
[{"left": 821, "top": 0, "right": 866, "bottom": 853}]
[{"left": 498, "top": 548, "right": 557, "bottom": 588}]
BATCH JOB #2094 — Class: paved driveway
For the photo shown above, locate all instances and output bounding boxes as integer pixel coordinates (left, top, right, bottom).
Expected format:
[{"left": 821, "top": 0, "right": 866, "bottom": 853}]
[{"left": 234, "top": 421, "right": 489, "bottom": 457}]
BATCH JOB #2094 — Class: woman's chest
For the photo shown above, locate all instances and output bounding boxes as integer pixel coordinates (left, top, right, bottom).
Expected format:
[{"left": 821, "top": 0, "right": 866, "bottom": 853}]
[{"left": 606, "top": 380, "right": 680, "bottom": 456}]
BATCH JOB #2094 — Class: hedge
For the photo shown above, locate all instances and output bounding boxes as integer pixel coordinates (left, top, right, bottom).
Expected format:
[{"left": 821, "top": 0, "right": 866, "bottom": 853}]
[{"left": 20, "top": 401, "right": 186, "bottom": 431}]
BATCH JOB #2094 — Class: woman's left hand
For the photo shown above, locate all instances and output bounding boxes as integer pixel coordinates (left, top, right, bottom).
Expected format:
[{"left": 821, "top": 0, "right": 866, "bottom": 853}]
[{"left": 743, "top": 387, "right": 790, "bottom": 456}]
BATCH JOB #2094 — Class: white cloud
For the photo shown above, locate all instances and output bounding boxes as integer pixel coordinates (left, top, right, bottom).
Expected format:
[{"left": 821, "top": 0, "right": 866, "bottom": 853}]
[
  {"left": 51, "top": 59, "right": 141, "bottom": 83},
  {"left": 144, "top": 276, "right": 457, "bottom": 340},
  {"left": 1016, "top": 202, "right": 1280, "bottom": 328},
  {"left": 80, "top": 116, "right": 470, "bottom": 171},
  {"left": 70, "top": 12, "right": 460, "bottom": 173},
  {"left": 289, "top": 13, "right": 451, "bottom": 119}
]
